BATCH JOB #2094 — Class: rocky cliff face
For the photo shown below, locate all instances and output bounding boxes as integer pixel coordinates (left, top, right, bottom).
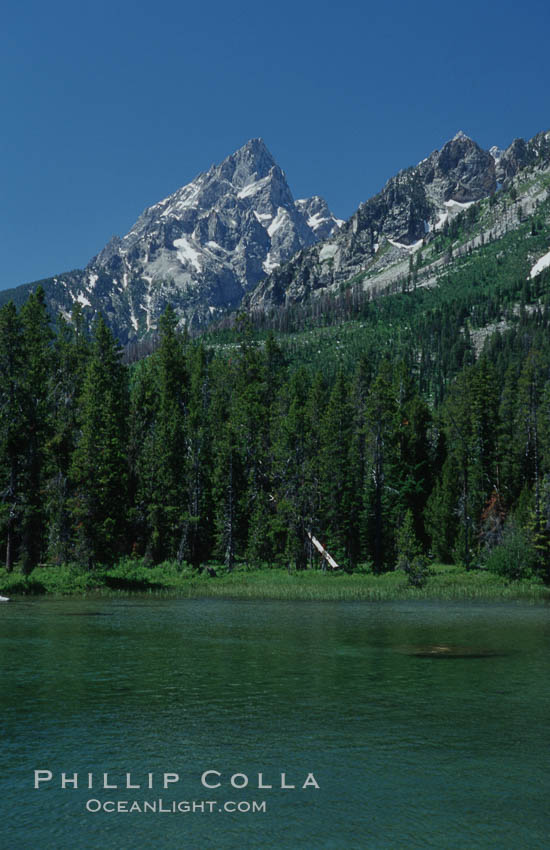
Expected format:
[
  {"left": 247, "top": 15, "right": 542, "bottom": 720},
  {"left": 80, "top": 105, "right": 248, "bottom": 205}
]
[
  {"left": 247, "top": 129, "right": 550, "bottom": 311},
  {"left": 3, "top": 139, "right": 340, "bottom": 341},
  {"left": 78, "top": 138, "right": 342, "bottom": 337},
  {"left": 248, "top": 132, "right": 501, "bottom": 309},
  {"left": 295, "top": 196, "right": 344, "bottom": 241},
  {"left": 492, "top": 131, "right": 550, "bottom": 184},
  {"left": 88, "top": 138, "right": 344, "bottom": 336}
]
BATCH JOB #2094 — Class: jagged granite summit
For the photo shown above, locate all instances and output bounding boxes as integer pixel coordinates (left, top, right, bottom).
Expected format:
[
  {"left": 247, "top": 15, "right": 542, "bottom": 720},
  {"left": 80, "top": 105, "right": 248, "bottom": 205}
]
[
  {"left": 87, "top": 138, "right": 342, "bottom": 335},
  {"left": 3, "top": 139, "right": 341, "bottom": 341},
  {"left": 248, "top": 129, "right": 550, "bottom": 311}
]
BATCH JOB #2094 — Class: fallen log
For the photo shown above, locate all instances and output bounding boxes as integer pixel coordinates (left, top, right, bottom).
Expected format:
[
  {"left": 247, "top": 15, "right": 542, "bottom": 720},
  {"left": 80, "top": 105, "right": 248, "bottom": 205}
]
[{"left": 306, "top": 532, "right": 339, "bottom": 570}]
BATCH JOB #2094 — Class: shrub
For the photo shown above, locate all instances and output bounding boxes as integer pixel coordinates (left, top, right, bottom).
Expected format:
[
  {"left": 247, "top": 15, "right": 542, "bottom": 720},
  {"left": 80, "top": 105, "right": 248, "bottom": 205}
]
[
  {"left": 484, "top": 524, "right": 538, "bottom": 581},
  {"left": 404, "top": 554, "right": 433, "bottom": 588}
]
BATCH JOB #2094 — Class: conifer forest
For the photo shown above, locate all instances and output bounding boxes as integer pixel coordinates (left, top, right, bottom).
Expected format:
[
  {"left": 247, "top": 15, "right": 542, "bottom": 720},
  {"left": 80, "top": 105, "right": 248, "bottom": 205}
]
[{"left": 3, "top": 228, "right": 550, "bottom": 586}]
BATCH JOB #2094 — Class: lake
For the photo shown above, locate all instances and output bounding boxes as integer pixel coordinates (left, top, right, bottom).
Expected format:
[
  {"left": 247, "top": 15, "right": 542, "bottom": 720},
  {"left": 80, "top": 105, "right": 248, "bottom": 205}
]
[{"left": 1, "top": 598, "right": 549, "bottom": 849}]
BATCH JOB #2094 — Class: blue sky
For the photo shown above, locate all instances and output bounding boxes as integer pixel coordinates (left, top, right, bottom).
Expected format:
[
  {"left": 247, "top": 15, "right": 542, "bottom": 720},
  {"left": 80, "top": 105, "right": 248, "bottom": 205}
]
[{"left": 1, "top": 0, "right": 549, "bottom": 291}]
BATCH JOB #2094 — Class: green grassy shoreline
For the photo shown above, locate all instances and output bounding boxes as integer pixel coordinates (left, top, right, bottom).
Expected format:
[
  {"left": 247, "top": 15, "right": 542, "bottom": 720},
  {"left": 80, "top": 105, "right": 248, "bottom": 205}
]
[{"left": 0, "top": 562, "right": 548, "bottom": 603}]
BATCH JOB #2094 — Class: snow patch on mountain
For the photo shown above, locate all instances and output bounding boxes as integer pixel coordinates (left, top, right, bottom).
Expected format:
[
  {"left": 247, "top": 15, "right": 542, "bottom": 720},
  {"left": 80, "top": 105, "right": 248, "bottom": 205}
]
[
  {"left": 238, "top": 175, "right": 272, "bottom": 199},
  {"left": 387, "top": 237, "right": 424, "bottom": 252},
  {"left": 263, "top": 253, "right": 280, "bottom": 273},
  {"left": 267, "top": 208, "right": 288, "bottom": 237},
  {"left": 445, "top": 199, "right": 475, "bottom": 211},
  {"left": 174, "top": 236, "right": 202, "bottom": 272},
  {"left": 530, "top": 249, "right": 550, "bottom": 279}
]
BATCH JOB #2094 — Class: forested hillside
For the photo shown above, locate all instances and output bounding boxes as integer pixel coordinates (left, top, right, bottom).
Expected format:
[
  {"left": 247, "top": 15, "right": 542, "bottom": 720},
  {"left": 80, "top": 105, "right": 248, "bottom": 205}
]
[{"left": 3, "top": 225, "right": 550, "bottom": 582}]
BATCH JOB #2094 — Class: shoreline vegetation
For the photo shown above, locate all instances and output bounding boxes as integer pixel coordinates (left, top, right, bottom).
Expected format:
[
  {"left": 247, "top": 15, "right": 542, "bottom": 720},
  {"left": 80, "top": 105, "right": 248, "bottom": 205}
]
[{"left": 1, "top": 561, "right": 548, "bottom": 603}]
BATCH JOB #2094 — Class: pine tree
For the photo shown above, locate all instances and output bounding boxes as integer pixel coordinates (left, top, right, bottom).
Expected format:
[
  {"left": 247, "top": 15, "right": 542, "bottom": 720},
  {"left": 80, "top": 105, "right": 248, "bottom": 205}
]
[
  {"left": 231, "top": 318, "right": 273, "bottom": 566},
  {"left": 154, "top": 306, "right": 189, "bottom": 560},
  {"left": 134, "top": 306, "right": 190, "bottom": 563},
  {"left": 181, "top": 342, "right": 213, "bottom": 567},
  {"left": 212, "top": 411, "right": 240, "bottom": 570},
  {"left": 515, "top": 351, "right": 544, "bottom": 526},
  {"left": 71, "top": 315, "right": 129, "bottom": 565},
  {"left": 18, "top": 288, "right": 54, "bottom": 571},
  {"left": 363, "top": 361, "right": 398, "bottom": 571},
  {"left": 129, "top": 355, "right": 160, "bottom": 558},
  {"left": 425, "top": 447, "right": 460, "bottom": 562},
  {"left": 319, "top": 371, "right": 354, "bottom": 564},
  {"left": 393, "top": 361, "right": 432, "bottom": 545},
  {"left": 0, "top": 303, "right": 24, "bottom": 571},
  {"left": 46, "top": 305, "right": 90, "bottom": 564},
  {"left": 210, "top": 356, "right": 243, "bottom": 570},
  {"left": 272, "top": 368, "right": 311, "bottom": 569},
  {"left": 396, "top": 508, "right": 421, "bottom": 565}
]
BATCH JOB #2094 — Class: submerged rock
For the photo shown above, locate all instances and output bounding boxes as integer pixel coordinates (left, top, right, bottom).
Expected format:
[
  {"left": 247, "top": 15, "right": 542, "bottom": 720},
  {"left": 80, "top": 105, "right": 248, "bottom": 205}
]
[{"left": 397, "top": 644, "right": 503, "bottom": 659}]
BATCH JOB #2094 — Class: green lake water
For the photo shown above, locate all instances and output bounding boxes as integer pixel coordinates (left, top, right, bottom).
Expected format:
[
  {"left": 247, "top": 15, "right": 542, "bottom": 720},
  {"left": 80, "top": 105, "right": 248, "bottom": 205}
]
[{"left": 1, "top": 598, "right": 550, "bottom": 849}]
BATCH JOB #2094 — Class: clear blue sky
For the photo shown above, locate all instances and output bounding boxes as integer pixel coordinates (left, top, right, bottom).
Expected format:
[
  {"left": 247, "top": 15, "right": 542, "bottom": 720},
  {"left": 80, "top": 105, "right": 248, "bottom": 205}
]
[{"left": 1, "top": 0, "right": 549, "bottom": 291}]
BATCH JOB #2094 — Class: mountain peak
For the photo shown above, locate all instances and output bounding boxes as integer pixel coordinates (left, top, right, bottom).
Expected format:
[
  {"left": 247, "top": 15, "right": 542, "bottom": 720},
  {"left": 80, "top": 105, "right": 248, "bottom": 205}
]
[
  {"left": 218, "top": 138, "right": 278, "bottom": 188},
  {"left": 452, "top": 130, "right": 471, "bottom": 142},
  {"left": 80, "top": 136, "right": 340, "bottom": 337},
  {"left": 240, "top": 137, "right": 270, "bottom": 154}
]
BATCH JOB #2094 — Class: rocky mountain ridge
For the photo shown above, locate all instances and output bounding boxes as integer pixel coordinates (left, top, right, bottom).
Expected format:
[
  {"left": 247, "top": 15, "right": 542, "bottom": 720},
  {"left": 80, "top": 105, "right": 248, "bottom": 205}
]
[
  {"left": 248, "top": 129, "right": 550, "bottom": 311},
  {"left": 2, "top": 128, "right": 550, "bottom": 340}
]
